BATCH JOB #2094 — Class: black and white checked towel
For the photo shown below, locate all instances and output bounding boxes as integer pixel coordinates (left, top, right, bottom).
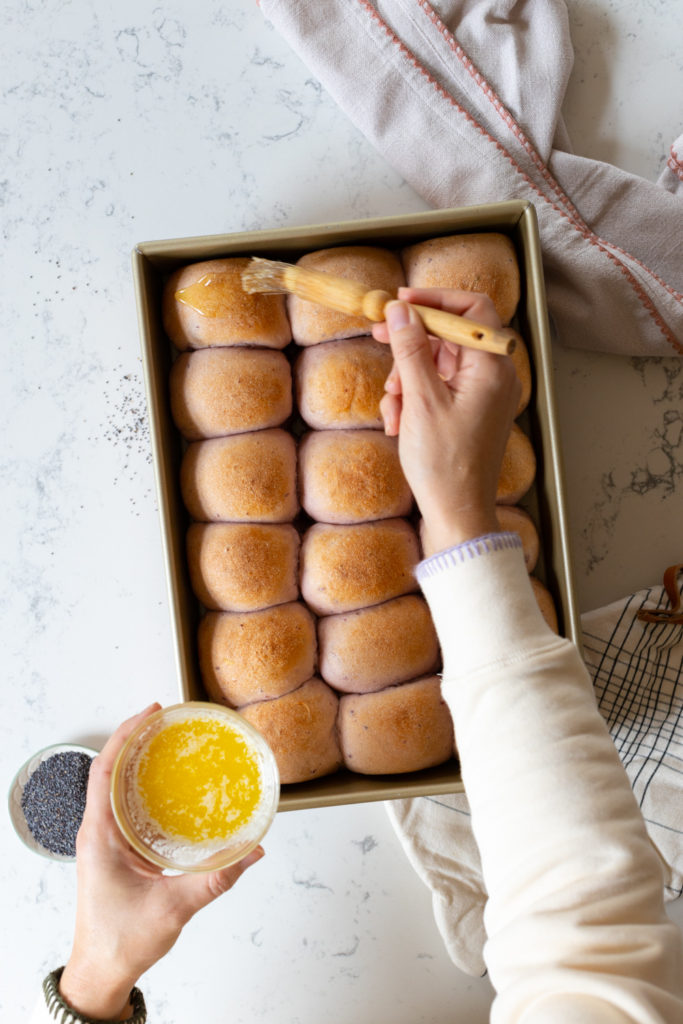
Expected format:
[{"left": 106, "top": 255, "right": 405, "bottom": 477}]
[
  {"left": 584, "top": 569, "right": 683, "bottom": 902},
  {"left": 387, "top": 567, "right": 683, "bottom": 977}
]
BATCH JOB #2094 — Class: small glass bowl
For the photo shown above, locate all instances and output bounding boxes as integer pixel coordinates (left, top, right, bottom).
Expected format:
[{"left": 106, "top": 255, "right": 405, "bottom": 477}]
[
  {"left": 8, "top": 743, "right": 98, "bottom": 863},
  {"left": 110, "top": 702, "right": 280, "bottom": 873}
]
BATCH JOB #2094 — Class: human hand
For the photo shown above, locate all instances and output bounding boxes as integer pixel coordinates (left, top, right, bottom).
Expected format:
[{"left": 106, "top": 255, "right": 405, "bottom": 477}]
[
  {"left": 59, "top": 704, "right": 264, "bottom": 1021},
  {"left": 372, "top": 288, "right": 521, "bottom": 556}
]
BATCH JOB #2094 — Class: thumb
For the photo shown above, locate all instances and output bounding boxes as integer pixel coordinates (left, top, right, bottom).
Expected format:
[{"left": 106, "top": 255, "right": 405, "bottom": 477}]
[
  {"left": 385, "top": 302, "right": 440, "bottom": 398},
  {"left": 170, "top": 845, "right": 265, "bottom": 921}
]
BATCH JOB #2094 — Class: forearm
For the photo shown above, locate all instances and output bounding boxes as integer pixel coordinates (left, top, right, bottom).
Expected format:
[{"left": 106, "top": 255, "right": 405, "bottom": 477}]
[{"left": 418, "top": 536, "right": 683, "bottom": 1022}]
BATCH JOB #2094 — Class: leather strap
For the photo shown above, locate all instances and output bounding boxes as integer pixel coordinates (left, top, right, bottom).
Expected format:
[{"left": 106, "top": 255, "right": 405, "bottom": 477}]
[{"left": 637, "top": 564, "right": 683, "bottom": 623}]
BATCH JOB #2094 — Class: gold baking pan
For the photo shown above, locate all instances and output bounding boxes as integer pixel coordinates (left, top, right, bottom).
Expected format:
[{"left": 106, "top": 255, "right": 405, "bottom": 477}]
[{"left": 132, "top": 199, "right": 579, "bottom": 812}]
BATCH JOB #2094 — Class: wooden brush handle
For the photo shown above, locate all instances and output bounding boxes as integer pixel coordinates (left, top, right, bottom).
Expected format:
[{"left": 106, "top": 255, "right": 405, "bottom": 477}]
[
  {"left": 360, "top": 290, "right": 516, "bottom": 356},
  {"left": 245, "top": 261, "right": 516, "bottom": 356},
  {"left": 411, "top": 304, "right": 516, "bottom": 356}
]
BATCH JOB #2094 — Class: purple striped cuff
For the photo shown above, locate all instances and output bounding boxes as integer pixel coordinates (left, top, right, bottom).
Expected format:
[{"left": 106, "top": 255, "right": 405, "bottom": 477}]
[{"left": 416, "top": 532, "right": 522, "bottom": 582}]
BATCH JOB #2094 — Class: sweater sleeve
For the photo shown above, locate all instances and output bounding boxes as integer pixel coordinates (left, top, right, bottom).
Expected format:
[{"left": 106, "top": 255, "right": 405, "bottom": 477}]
[{"left": 417, "top": 534, "right": 683, "bottom": 1024}]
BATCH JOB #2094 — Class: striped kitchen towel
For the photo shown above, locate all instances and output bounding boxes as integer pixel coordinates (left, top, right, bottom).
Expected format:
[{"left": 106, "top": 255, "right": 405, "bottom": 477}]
[
  {"left": 260, "top": 0, "right": 683, "bottom": 357},
  {"left": 387, "top": 567, "right": 683, "bottom": 977}
]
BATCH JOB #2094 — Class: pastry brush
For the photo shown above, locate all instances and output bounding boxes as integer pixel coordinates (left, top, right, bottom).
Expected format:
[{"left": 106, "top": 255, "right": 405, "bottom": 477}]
[
  {"left": 241, "top": 257, "right": 516, "bottom": 356},
  {"left": 242, "top": 256, "right": 516, "bottom": 356}
]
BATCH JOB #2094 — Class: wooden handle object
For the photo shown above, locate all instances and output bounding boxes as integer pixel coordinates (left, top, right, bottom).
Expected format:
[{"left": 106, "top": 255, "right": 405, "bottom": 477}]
[
  {"left": 241, "top": 259, "right": 517, "bottom": 356},
  {"left": 358, "top": 289, "right": 516, "bottom": 356}
]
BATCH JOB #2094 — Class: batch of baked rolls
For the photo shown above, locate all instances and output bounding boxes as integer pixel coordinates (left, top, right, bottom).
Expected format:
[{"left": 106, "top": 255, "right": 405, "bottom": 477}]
[{"left": 162, "top": 234, "right": 558, "bottom": 784}]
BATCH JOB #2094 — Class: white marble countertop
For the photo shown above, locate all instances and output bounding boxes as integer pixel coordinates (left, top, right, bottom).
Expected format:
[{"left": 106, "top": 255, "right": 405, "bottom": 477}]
[{"left": 2, "top": 1, "right": 682, "bottom": 1020}]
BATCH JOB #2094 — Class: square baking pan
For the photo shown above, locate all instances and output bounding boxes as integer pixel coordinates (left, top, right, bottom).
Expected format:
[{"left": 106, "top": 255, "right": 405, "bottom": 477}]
[{"left": 132, "top": 199, "right": 579, "bottom": 812}]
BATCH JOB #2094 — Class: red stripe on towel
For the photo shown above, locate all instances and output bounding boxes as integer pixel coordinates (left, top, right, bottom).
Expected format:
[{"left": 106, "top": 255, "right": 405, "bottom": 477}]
[
  {"left": 668, "top": 146, "right": 683, "bottom": 183},
  {"left": 415, "top": 0, "right": 683, "bottom": 310},
  {"left": 415, "top": 0, "right": 589, "bottom": 231},
  {"left": 353, "top": 0, "right": 683, "bottom": 353}
]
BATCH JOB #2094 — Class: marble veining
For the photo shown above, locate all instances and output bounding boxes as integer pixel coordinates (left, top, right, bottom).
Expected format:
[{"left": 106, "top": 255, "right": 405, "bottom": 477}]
[{"left": 580, "top": 357, "right": 683, "bottom": 576}]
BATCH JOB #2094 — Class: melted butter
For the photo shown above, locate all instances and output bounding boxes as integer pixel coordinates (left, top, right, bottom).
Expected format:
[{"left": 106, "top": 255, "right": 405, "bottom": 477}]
[
  {"left": 175, "top": 273, "right": 234, "bottom": 318},
  {"left": 136, "top": 718, "right": 262, "bottom": 842}
]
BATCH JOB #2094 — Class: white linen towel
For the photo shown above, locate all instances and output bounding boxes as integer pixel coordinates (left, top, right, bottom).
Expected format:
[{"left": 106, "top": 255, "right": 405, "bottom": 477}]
[
  {"left": 258, "top": 0, "right": 683, "bottom": 975},
  {"left": 386, "top": 568, "right": 683, "bottom": 977},
  {"left": 260, "top": 0, "right": 683, "bottom": 357}
]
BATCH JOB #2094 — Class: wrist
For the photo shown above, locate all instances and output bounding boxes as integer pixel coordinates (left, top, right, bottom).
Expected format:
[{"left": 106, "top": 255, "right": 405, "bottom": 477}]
[
  {"left": 59, "top": 958, "right": 140, "bottom": 1021},
  {"left": 421, "top": 508, "right": 500, "bottom": 557}
]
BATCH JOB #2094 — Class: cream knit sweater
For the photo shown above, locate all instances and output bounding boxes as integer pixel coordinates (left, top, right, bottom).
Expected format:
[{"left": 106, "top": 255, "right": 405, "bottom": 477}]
[
  {"left": 31, "top": 534, "right": 683, "bottom": 1022},
  {"left": 417, "top": 534, "right": 683, "bottom": 1022}
]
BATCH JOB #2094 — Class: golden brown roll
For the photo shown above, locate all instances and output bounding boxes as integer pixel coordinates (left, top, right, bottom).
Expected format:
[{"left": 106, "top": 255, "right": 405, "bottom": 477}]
[
  {"left": 495, "top": 505, "right": 539, "bottom": 573},
  {"left": 298, "top": 429, "right": 413, "bottom": 524},
  {"left": 288, "top": 246, "right": 405, "bottom": 345},
  {"left": 180, "top": 429, "right": 298, "bottom": 523},
  {"left": 162, "top": 258, "right": 291, "bottom": 351},
  {"left": 338, "top": 676, "right": 454, "bottom": 775},
  {"left": 239, "top": 678, "right": 342, "bottom": 784},
  {"left": 401, "top": 233, "right": 520, "bottom": 325},
  {"left": 318, "top": 595, "right": 440, "bottom": 693},
  {"left": 295, "top": 337, "right": 393, "bottom": 430},
  {"left": 496, "top": 424, "right": 536, "bottom": 505},
  {"left": 198, "top": 602, "right": 316, "bottom": 707},
  {"left": 508, "top": 331, "right": 532, "bottom": 416},
  {"left": 300, "top": 519, "right": 420, "bottom": 615},
  {"left": 186, "top": 522, "right": 300, "bottom": 612},
  {"left": 530, "top": 576, "right": 559, "bottom": 633},
  {"left": 170, "top": 348, "right": 292, "bottom": 440}
]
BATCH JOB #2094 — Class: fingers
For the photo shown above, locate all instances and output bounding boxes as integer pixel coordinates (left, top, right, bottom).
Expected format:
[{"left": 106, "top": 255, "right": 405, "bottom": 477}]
[
  {"left": 208, "top": 845, "right": 265, "bottom": 898},
  {"left": 435, "top": 342, "right": 459, "bottom": 383},
  {"left": 383, "top": 301, "right": 442, "bottom": 399},
  {"left": 172, "top": 846, "right": 266, "bottom": 920},
  {"left": 371, "top": 289, "right": 500, "bottom": 343},
  {"left": 383, "top": 336, "right": 445, "bottom": 396},
  {"left": 97, "top": 704, "right": 163, "bottom": 771},
  {"left": 84, "top": 704, "right": 162, "bottom": 830},
  {"left": 379, "top": 391, "right": 401, "bottom": 436},
  {"left": 397, "top": 287, "right": 502, "bottom": 328}
]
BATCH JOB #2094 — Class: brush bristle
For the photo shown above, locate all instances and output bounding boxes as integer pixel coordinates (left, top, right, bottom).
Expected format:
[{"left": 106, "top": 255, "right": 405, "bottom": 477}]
[{"left": 241, "top": 257, "right": 294, "bottom": 295}]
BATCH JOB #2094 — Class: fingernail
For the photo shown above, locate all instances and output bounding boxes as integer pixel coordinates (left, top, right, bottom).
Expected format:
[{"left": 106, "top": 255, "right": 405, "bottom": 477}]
[
  {"left": 385, "top": 301, "right": 411, "bottom": 330},
  {"left": 140, "top": 702, "right": 162, "bottom": 715}
]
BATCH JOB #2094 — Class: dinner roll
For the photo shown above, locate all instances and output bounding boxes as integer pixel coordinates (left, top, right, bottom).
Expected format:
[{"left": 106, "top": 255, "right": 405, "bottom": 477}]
[
  {"left": 288, "top": 246, "right": 405, "bottom": 345},
  {"left": 495, "top": 506, "right": 539, "bottom": 573},
  {"left": 170, "top": 348, "right": 292, "bottom": 440},
  {"left": 497, "top": 423, "right": 536, "bottom": 505},
  {"left": 300, "top": 519, "right": 420, "bottom": 615},
  {"left": 401, "top": 233, "right": 520, "bottom": 325},
  {"left": 530, "top": 577, "right": 559, "bottom": 633},
  {"left": 181, "top": 429, "right": 298, "bottom": 523},
  {"left": 240, "top": 678, "right": 342, "bottom": 784},
  {"left": 318, "top": 595, "right": 440, "bottom": 693},
  {"left": 509, "top": 332, "right": 532, "bottom": 416},
  {"left": 162, "top": 258, "right": 291, "bottom": 350},
  {"left": 186, "top": 522, "right": 300, "bottom": 611},
  {"left": 339, "top": 676, "right": 454, "bottom": 775},
  {"left": 299, "top": 429, "right": 413, "bottom": 524},
  {"left": 198, "top": 602, "right": 316, "bottom": 707},
  {"left": 295, "top": 337, "right": 393, "bottom": 430}
]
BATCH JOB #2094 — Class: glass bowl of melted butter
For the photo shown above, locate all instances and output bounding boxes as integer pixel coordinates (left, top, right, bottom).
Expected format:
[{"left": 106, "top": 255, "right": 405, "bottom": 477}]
[{"left": 111, "top": 703, "right": 280, "bottom": 872}]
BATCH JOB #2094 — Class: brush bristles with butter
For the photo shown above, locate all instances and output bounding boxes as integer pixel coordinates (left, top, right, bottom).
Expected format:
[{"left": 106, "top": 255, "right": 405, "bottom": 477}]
[
  {"left": 242, "top": 257, "right": 391, "bottom": 320},
  {"left": 241, "top": 256, "right": 516, "bottom": 356}
]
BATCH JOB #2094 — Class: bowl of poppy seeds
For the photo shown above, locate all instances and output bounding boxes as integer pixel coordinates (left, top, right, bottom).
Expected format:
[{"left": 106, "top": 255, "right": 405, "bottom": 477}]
[{"left": 8, "top": 744, "right": 98, "bottom": 861}]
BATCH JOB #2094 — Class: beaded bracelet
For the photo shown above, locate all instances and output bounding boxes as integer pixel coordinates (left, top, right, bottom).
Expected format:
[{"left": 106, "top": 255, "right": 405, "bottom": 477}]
[{"left": 42, "top": 968, "right": 146, "bottom": 1024}]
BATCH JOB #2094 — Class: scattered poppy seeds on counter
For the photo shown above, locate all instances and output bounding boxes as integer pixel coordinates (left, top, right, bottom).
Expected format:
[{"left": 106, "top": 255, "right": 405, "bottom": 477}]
[{"left": 21, "top": 751, "right": 93, "bottom": 857}]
